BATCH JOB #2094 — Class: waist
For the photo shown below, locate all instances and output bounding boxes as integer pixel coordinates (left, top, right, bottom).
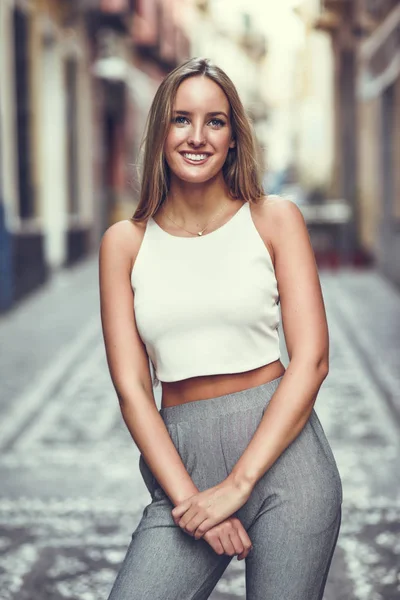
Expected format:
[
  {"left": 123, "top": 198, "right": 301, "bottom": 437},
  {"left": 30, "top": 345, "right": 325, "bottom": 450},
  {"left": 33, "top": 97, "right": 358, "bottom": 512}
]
[
  {"left": 160, "top": 359, "right": 285, "bottom": 408},
  {"left": 160, "top": 374, "right": 284, "bottom": 425}
]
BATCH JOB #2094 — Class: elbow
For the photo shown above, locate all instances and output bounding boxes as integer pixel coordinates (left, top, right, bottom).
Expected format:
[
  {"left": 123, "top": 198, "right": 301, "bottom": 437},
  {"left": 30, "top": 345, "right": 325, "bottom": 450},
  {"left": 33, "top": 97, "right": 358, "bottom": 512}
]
[
  {"left": 290, "top": 352, "right": 329, "bottom": 382},
  {"left": 116, "top": 389, "right": 128, "bottom": 407},
  {"left": 318, "top": 357, "right": 329, "bottom": 381},
  {"left": 112, "top": 377, "right": 132, "bottom": 407},
  {"left": 114, "top": 377, "right": 154, "bottom": 410},
  {"left": 314, "top": 350, "right": 329, "bottom": 381},
  {"left": 115, "top": 387, "right": 131, "bottom": 411}
]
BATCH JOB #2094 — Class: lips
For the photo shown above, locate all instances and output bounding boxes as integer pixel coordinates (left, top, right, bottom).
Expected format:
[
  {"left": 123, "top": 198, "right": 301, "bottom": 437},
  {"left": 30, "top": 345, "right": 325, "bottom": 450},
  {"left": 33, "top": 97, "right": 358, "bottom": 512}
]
[{"left": 180, "top": 152, "right": 211, "bottom": 165}]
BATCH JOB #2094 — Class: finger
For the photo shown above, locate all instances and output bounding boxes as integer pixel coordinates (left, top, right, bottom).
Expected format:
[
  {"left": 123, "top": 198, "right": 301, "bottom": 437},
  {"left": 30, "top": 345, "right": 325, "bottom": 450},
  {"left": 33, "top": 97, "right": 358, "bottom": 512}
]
[
  {"left": 228, "top": 530, "right": 244, "bottom": 557},
  {"left": 182, "top": 513, "right": 207, "bottom": 536},
  {"left": 171, "top": 501, "right": 190, "bottom": 520},
  {"left": 178, "top": 507, "right": 198, "bottom": 531},
  {"left": 193, "top": 518, "right": 214, "bottom": 540},
  {"left": 219, "top": 531, "right": 236, "bottom": 557},
  {"left": 236, "top": 523, "right": 252, "bottom": 547},
  {"left": 204, "top": 532, "right": 224, "bottom": 556},
  {"left": 236, "top": 527, "right": 253, "bottom": 560},
  {"left": 194, "top": 510, "right": 229, "bottom": 539}
]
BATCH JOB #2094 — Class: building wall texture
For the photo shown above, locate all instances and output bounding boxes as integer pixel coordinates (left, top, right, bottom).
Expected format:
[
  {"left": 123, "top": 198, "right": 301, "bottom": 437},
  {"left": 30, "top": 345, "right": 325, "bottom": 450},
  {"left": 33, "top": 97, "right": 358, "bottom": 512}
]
[
  {"left": 0, "top": 0, "right": 190, "bottom": 312},
  {"left": 316, "top": 0, "right": 400, "bottom": 282}
]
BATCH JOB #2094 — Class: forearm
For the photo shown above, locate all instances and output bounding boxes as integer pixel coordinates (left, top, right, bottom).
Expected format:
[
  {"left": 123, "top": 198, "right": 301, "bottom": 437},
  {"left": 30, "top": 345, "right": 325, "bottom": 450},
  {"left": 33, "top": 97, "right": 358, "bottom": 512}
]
[
  {"left": 229, "top": 357, "right": 328, "bottom": 491},
  {"left": 118, "top": 384, "right": 198, "bottom": 505}
]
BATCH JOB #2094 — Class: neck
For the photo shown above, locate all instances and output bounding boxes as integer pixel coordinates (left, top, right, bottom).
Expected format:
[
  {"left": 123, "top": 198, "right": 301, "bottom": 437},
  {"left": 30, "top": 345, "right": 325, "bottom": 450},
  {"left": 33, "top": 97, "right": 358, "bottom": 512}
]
[{"left": 165, "top": 173, "right": 232, "bottom": 221}]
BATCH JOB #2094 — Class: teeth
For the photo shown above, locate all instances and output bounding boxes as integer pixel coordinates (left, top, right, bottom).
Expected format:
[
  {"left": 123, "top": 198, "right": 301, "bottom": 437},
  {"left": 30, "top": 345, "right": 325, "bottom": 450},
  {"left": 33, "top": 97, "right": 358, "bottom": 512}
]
[{"left": 183, "top": 153, "right": 208, "bottom": 161}]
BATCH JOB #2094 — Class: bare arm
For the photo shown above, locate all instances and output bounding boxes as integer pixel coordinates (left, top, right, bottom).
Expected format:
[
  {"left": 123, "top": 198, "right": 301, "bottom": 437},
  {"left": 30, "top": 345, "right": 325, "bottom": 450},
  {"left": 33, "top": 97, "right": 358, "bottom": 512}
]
[
  {"left": 172, "top": 198, "right": 330, "bottom": 536},
  {"left": 229, "top": 198, "right": 329, "bottom": 488},
  {"left": 100, "top": 220, "right": 253, "bottom": 559},
  {"left": 99, "top": 221, "right": 198, "bottom": 505}
]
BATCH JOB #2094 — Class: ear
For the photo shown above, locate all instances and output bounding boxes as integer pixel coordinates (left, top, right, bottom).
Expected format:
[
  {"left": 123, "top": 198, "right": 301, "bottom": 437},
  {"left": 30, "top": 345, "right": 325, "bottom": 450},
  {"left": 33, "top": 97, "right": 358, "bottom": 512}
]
[{"left": 229, "top": 138, "right": 236, "bottom": 149}]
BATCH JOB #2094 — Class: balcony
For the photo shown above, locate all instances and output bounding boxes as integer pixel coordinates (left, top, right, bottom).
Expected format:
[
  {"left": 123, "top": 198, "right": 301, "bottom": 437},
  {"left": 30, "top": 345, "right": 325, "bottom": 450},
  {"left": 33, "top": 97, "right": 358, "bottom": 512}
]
[
  {"left": 323, "top": 0, "right": 351, "bottom": 9},
  {"left": 239, "top": 30, "right": 267, "bottom": 62},
  {"left": 195, "top": 0, "right": 209, "bottom": 12},
  {"left": 246, "top": 92, "right": 269, "bottom": 122},
  {"left": 359, "top": 2, "right": 400, "bottom": 93},
  {"left": 133, "top": 0, "right": 187, "bottom": 70},
  {"left": 77, "top": 0, "right": 135, "bottom": 12},
  {"left": 360, "top": 0, "right": 399, "bottom": 24},
  {"left": 100, "top": 0, "right": 135, "bottom": 12},
  {"left": 315, "top": 0, "right": 372, "bottom": 38},
  {"left": 314, "top": 9, "right": 341, "bottom": 32},
  {"left": 132, "top": 0, "right": 158, "bottom": 50},
  {"left": 83, "top": 0, "right": 135, "bottom": 34}
]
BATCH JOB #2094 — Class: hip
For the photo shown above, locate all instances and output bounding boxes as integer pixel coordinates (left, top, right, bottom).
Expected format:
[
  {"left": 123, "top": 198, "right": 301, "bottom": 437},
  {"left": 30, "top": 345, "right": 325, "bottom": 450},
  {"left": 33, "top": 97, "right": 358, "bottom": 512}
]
[{"left": 139, "top": 376, "right": 342, "bottom": 533}]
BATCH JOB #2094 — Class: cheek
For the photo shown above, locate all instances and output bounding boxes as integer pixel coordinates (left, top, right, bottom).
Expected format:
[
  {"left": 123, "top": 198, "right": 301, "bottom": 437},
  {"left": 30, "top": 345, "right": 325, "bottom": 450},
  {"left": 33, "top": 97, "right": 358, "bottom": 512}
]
[
  {"left": 211, "top": 129, "right": 232, "bottom": 151},
  {"left": 164, "top": 130, "right": 184, "bottom": 160}
]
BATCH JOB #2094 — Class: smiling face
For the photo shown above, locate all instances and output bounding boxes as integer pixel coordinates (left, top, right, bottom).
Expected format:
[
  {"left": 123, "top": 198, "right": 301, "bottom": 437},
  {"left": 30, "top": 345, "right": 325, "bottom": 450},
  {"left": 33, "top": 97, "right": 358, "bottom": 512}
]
[{"left": 164, "top": 75, "right": 235, "bottom": 185}]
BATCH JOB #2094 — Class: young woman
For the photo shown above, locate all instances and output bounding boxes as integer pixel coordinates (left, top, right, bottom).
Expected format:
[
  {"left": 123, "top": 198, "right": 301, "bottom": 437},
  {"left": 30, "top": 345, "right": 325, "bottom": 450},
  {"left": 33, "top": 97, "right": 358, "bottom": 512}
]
[{"left": 100, "top": 57, "right": 342, "bottom": 600}]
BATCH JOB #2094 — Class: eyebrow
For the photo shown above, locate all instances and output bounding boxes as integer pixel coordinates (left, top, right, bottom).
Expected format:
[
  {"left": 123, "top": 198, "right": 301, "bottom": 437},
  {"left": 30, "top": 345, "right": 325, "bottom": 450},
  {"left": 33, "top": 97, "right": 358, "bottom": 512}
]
[{"left": 173, "top": 110, "right": 229, "bottom": 119}]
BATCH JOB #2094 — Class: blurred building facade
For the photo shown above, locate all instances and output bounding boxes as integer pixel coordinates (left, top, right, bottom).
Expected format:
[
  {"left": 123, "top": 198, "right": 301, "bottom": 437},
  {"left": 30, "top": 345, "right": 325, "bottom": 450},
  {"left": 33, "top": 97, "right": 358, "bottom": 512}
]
[
  {"left": 291, "top": 0, "right": 335, "bottom": 194},
  {"left": 316, "top": 0, "right": 400, "bottom": 284},
  {"left": 0, "top": 0, "right": 189, "bottom": 312},
  {"left": 186, "top": 0, "right": 269, "bottom": 170},
  {"left": 3, "top": 0, "right": 398, "bottom": 314}
]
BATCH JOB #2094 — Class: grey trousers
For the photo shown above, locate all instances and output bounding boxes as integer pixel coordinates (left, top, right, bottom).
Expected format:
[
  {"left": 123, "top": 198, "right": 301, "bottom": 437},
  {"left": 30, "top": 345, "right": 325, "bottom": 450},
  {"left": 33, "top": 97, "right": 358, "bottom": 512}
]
[{"left": 107, "top": 376, "right": 342, "bottom": 600}]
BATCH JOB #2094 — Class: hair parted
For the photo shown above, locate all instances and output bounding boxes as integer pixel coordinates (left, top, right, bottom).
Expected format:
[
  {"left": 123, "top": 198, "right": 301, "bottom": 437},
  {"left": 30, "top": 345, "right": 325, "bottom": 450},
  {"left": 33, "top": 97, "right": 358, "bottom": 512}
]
[{"left": 132, "top": 57, "right": 265, "bottom": 222}]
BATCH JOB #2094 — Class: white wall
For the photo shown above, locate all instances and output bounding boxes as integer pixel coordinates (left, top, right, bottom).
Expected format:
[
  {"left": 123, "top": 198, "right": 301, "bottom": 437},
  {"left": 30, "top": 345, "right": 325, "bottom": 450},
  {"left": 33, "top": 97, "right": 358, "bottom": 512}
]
[
  {"left": 185, "top": 1, "right": 335, "bottom": 183},
  {"left": 0, "top": 0, "right": 19, "bottom": 228},
  {"left": 186, "top": 2, "right": 268, "bottom": 169},
  {"left": 186, "top": 1, "right": 306, "bottom": 174},
  {"left": 36, "top": 15, "right": 95, "bottom": 268},
  {"left": 73, "top": 25, "right": 94, "bottom": 227},
  {"left": 295, "top": 25, "right": 334, "bottom": 188},
  {"left": 37, "top": 18, "right": 68, "bottom": 268}
]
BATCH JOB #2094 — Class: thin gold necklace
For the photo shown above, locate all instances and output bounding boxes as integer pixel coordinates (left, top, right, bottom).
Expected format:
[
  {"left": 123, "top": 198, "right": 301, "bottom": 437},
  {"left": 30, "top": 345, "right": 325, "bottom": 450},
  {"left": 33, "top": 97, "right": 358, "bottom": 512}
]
[{"left": 162, "top": 202, "right": 228, "bottom": 236}]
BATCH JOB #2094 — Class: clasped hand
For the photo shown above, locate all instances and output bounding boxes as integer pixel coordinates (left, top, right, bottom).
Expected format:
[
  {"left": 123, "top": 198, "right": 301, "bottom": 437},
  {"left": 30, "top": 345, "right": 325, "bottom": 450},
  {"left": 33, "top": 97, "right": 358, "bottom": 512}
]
[{"left": 171, "top": 477, "right": 251, "bottom": 540}]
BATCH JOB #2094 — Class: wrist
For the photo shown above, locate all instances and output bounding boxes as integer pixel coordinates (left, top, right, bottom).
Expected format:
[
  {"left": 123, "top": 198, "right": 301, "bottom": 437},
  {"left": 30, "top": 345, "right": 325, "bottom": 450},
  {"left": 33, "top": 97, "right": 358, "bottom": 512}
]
[
  {"left": 171, "top": 484, "right": 199, "bottom": 506},
  {"left": 227, "top": 468, "right": 257, "bottom": 497}
]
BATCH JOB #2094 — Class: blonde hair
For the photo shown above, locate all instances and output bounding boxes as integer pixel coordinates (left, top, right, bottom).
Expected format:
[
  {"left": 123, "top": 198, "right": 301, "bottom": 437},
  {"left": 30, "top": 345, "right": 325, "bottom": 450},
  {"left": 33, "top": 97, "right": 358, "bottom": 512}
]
[{"left": 132, "top": 57, "right": 264, "bottom": 222}]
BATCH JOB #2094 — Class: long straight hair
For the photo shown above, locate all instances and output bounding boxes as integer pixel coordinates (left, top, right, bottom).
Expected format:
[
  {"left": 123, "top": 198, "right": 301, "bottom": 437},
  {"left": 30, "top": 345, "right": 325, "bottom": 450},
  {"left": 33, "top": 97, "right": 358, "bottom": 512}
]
[{"left": 132, "top": 57, "right": 264, "bottom": 221}]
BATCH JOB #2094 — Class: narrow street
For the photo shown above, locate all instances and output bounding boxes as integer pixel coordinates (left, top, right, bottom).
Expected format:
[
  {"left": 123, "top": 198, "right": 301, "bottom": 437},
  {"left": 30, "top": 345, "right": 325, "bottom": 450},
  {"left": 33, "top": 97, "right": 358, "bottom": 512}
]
[{"left": 0, "top": 258, "right": 399, "bottom": 600}]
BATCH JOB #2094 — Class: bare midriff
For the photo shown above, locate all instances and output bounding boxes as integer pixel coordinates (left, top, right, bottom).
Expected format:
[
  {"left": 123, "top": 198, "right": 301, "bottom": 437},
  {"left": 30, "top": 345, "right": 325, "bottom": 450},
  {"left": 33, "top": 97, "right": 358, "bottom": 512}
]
[{"left": 160, "top": 359, "right": 286, "bottom": 408}]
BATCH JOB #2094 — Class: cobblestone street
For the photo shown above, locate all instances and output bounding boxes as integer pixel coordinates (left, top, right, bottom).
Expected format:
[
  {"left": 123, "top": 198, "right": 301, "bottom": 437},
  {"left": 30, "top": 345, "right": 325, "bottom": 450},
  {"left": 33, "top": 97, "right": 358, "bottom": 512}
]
[{"left": 0, "top": 257, "right": 399, "bottom": 600}]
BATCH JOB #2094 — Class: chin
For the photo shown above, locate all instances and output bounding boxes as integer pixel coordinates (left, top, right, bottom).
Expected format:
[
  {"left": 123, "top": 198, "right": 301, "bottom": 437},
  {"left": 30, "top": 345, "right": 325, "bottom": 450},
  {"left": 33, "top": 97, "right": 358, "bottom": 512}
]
[
  {"left": 176, "top": 171, "right": 216, "bottom": 184},
  {"left": 170, "top": 164, "right": 224, "bottom": 185}
]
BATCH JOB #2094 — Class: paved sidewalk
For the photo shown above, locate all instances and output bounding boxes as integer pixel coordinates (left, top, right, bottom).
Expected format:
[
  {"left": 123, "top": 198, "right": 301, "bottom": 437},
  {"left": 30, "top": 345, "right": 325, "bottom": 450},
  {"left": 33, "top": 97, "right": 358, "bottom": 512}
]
[
  {"left": 0, "top": 262, "right": 399, "bottom": 600},
  {"left": 0, "top": 257, "right": 101, "bottom": 450},
  {"left": 321, "top": 270, "right": 400, "bottom": 423},
  {"left": 0, "top": 256, "right": 100, "bottom": 405}
]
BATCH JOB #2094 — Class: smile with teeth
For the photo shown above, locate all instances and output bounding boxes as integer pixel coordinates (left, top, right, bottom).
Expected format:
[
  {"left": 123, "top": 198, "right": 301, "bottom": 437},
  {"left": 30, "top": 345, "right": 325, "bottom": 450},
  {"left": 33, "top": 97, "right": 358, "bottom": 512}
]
[{"left": 181, "top": 152, "right": 209, "bottom": 162}]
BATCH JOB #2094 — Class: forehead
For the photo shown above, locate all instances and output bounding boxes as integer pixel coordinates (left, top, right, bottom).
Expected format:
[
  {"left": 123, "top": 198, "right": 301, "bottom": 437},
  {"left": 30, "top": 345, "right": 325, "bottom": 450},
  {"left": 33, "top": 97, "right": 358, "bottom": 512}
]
[{"left": 174, "top": 76, "right": 230, "bottom": 113}]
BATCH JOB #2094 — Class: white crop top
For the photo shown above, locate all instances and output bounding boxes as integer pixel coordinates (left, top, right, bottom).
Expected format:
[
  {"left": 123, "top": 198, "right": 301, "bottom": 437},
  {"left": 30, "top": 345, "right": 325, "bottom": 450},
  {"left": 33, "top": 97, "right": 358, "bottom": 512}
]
[{"left": 131, "top": 201, "right": 280, "bottom": 383}]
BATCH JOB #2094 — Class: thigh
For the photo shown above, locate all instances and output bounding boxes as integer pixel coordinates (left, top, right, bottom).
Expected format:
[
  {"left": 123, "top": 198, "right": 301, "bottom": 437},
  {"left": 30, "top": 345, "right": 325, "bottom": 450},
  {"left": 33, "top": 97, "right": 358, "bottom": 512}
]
[
  {"left": 243, "top": 409, "right": 342, "bottom": 600},
  {"left": 245, "top": 507, "right": 341, "bottom": 600},
  {"left": 107, "top": 499, "right": 232, "bottom": 600},
  {"left": 107, "top": 422, "right": 233, "bottom": 600}
]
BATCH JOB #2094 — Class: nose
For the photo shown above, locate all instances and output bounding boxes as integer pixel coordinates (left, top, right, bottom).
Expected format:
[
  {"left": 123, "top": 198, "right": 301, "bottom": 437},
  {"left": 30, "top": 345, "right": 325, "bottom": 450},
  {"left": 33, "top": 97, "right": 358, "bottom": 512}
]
[{"left": 187, "top": 122, "right": 206, "bottom": 148}]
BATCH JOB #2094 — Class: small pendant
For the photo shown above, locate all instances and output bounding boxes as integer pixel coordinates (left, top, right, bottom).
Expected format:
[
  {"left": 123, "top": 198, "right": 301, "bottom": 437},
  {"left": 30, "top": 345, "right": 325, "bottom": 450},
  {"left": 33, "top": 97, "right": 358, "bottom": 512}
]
[{"left": 198, "top": 231, "right": 203, "bottom": 236}]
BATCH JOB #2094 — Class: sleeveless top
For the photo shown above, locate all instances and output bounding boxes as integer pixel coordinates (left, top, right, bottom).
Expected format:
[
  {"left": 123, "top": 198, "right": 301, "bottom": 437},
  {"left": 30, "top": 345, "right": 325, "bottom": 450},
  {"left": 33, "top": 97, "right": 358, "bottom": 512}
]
[{"left": 130, "top": 202, "right": 280, "bottom": 383}]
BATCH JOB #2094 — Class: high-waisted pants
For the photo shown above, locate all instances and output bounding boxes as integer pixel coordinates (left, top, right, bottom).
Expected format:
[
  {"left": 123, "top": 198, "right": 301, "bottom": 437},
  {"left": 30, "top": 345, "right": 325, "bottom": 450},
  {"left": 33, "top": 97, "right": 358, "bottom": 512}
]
[{"left": 107, "top": 376, "right": 343, "bottom": 600}]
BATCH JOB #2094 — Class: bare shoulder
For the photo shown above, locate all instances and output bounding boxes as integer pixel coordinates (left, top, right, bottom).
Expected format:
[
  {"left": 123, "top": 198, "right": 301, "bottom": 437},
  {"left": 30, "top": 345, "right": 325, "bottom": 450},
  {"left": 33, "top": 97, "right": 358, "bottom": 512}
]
[
  {"left": 250, "top": 196, "right": 307, "bottom": 264},
  {"left": 100, "top": 219, "right": 147, "bottom": 270},
  {"left": 252, "top": 195, "right": 305, "bottom": 230}
]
